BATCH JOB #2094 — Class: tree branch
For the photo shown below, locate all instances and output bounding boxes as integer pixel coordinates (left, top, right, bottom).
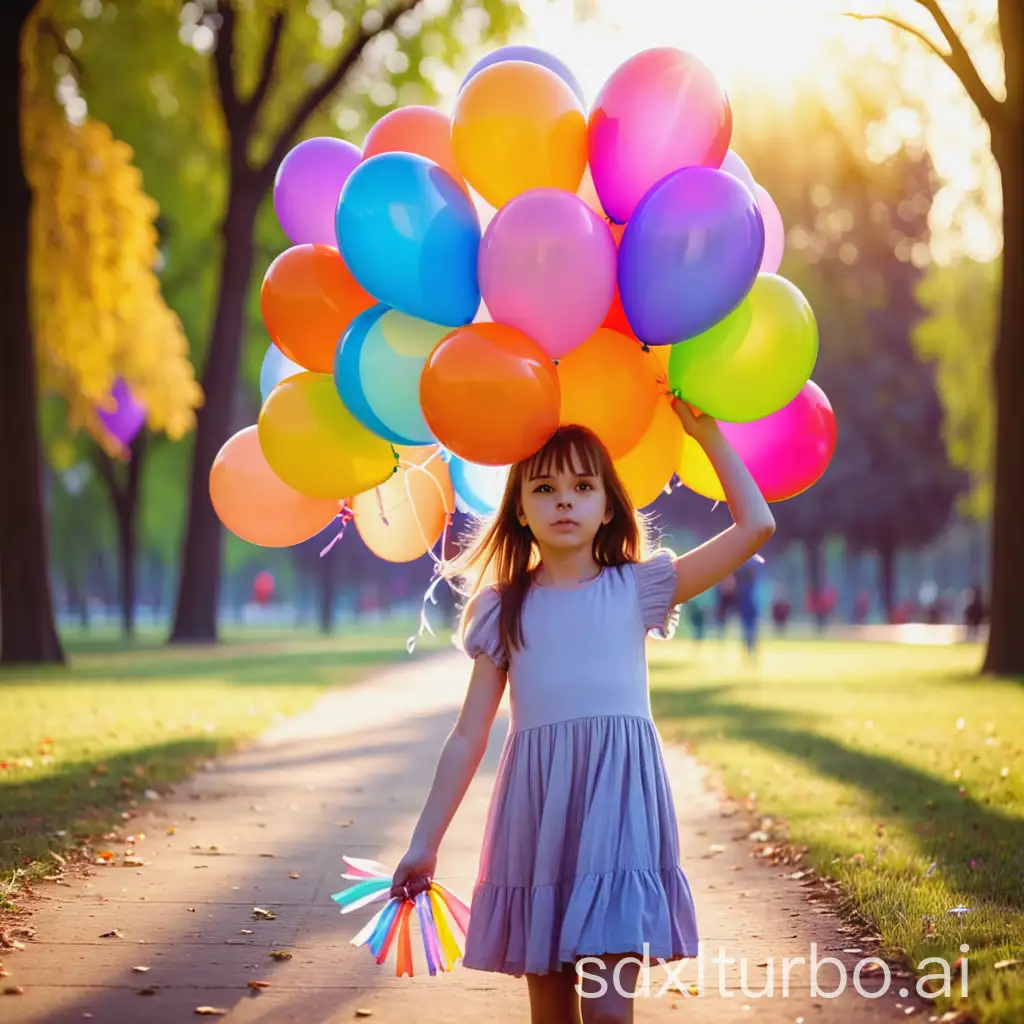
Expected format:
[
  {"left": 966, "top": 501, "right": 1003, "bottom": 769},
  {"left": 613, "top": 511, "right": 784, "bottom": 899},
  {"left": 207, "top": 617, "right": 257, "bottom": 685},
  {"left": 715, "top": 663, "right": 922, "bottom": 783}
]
[
  {"left": 212, "top": 0, "right": 241, "bottom": 127},
  {"left": 844, "top": 12, "right": 949, "bottom": 62},
  {"left": 90, "top": 445, "right": 125, "bottom": 510},
  {"left": 245, "top": 10, "right": 286, "bottom": 120},
  {"left": 912, "top": 0, "right": 1002, "bottom": 129},
  {"left": 257, "top": 0, "right": 421, "bottom": 185},
  {"left": 846, "top": 4, "right": 1003, "bottom": 141}
]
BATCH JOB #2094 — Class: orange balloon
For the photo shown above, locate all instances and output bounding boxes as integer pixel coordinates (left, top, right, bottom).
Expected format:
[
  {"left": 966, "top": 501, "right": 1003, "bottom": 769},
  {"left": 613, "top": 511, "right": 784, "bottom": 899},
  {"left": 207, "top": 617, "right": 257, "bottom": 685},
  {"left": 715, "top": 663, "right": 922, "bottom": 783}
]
[
  {"left": 260, "top": 244, "right": 375, "bottom": 374},
  {"left": 363, "top": 106, "right": 467, "bottom": 193},
  {"left": 420, "top": 322, "right": 560, "bottom": 465},
  {"left": 613, "top": 397, "right": 683, "bottom": 509},
  {"left": 558, "top": 328, "right": 661, "bottom": 459},
  {"left": 452, "top": 61, "right": 587, "bottom": 208},
  {"left": 209, "top": 426, "right": 340, "bottom": 547},
  {"left": 353, "top": 446, "right": 454, "bottom": 563}
]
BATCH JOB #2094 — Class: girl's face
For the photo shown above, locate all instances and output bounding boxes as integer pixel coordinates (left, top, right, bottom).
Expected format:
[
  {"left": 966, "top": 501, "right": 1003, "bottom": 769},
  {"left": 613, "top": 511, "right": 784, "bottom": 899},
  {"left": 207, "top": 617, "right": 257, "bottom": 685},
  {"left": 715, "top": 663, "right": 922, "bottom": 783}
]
[{"left": 518, "top": 450, "right": 613, "bottom": 552}]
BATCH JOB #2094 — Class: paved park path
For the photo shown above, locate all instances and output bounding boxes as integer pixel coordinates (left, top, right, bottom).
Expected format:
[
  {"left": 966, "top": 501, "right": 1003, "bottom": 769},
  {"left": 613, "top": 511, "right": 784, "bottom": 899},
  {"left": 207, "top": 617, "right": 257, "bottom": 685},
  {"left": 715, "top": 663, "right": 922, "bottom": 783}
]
[{"left": 4, "top": 652, "right": 929, "bottom": 1023}]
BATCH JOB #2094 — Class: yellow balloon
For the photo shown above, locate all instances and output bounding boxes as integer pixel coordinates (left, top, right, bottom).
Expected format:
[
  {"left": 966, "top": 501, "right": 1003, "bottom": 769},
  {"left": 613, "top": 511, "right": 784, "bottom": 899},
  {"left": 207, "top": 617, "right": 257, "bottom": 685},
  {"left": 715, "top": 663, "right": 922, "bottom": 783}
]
[
  {"left": 257, "top": 372, "right": 397, "bottom": 499},
  {"left": 677, "top": 428, "right": 726, "bottom": 502},
  {"left": 614, "top": 397, "right": 684, "bottom": 509},
  {"left": 452, "top": 61, "right": 587, "bottom": 208},
  {"left": 353, "top": 446, "right": 454, "bottom": 563}
]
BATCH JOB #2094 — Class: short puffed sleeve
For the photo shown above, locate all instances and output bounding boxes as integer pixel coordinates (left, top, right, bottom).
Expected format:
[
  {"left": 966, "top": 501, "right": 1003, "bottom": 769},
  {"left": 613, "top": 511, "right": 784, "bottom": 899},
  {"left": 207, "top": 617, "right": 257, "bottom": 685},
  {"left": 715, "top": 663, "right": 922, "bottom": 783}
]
[
  {"left": 633, "top": 549, "right": 679, "bottom": 637},
  {"left": 460, "top": 586, "right": 507, "bottom": 669}
]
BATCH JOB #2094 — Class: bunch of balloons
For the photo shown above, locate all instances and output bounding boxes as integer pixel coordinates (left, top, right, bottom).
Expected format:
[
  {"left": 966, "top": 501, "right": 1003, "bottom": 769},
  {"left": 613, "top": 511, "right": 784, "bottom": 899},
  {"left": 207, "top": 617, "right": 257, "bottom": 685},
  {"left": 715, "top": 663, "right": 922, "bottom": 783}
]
[{"left": 210, "top": 44, "right": 836, "bottom": 562}]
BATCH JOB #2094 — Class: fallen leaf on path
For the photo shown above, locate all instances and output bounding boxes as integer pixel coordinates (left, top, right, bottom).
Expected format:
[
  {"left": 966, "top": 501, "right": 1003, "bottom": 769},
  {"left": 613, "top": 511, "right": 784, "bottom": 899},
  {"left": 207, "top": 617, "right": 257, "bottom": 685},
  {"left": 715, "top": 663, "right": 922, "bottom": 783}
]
[
  {"left": 269, "top": 951, "right": 292, "bottom": 961},
  {"left": 247, "top": 980, "right": 272, "bottom": 990},
  {"left": 995, "top": 959, "right": 1022, "bottom": 970},
  {"left": 3, "top": 986, "right": 25, "bottom": 995},
  {"left": 132, "top": 966, "right": 150, "bottom": 973},
  {"left": 99, "top": 930, "right": 124, "bottom": 939},
  {"left": 137, "top": 988, "right": 157, "bottom": 996},
  {"left": 289, "top": 873, "right": 300, "bottom": 879},
  {"left": 167, "top": 828, "right": 176, "bottom": 836},
  {"left": 259, "top": 853, "right": 275, "bottom": 859},
  {"left": 239, "top": 930, "right": 253, "bottom": 935},
  {"left": 252, "top": 908, "right": 276, "bottom": 921},
  {"left": 123, "top": 858, "right": 148, "bottom": 868},
  {"left": 354, "top": 1011, "right": 373, "bottom": 1018},
  {"left": 194, "top": 1008, "right": 229, "bottom": 1016},
  {"left": 708, "top": 844, "right": 726, "bottom": 855}
]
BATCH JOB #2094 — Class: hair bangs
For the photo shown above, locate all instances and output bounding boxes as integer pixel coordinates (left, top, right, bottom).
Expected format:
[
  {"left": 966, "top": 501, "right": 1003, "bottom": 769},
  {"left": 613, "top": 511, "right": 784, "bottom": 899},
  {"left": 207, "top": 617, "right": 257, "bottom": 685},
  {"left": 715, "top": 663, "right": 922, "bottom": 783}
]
[{"left": 524, "top": 425, "right": 603, "bottom": 481}]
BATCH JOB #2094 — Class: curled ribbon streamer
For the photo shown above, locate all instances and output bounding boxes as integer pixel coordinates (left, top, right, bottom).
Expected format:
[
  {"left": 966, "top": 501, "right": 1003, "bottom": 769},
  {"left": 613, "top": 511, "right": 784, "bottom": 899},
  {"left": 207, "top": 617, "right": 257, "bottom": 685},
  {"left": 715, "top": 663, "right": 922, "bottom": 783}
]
[
  {"left": 395, "top": 901, "right": 415, "bottom": 977},
  {"left": 331, "top": 876, "right": 390, "bottom": 911},
  {"left": 375, "top": 901, "right": 404, "bottom": 965},
  {"left": 415, "top": 892, "right": 438, "bottom": 976},
  {"left": 434, "top": 882, "right": 471, "bottom": 937},
  {"left": 342, "top": 855, "right": 390, "bottom": 878},
  {"left": 351, "top": 908, "right": 385, "bottom": 949},
  {"left": 319, "top": 501, "right": 355, "bottom": 559},
  {"left": 368, "top": 898, "right": 401, "bottom": 958},
  {"left": 428, "top": 888, "right": 463, "bottom": 966},
  {"left": 421, "top": 887, "right": 447, "bottom": 971}
]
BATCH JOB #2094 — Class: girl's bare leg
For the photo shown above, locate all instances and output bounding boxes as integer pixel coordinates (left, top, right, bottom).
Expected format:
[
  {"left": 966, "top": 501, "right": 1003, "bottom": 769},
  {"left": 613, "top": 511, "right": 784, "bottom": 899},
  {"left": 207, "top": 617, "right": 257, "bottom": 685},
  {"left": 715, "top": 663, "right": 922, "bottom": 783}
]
[
  {"left": 576, "top": 952, "right": 641, "bottom": 1024},
  {"left": 527, "top": 962, "right": 583, "bottom": 1024}
]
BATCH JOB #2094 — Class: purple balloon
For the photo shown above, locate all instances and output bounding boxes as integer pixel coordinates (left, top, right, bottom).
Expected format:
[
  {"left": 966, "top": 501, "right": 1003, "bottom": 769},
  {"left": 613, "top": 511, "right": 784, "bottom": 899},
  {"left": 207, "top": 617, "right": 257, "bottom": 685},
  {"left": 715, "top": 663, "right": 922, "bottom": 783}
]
[
  {"left": 273, "top": 137, "right": 361, "bottom": 246},
  {"left": 461, "top": 45, "right": 585, "bottom": 106},
  {"left": 618, "top": 167, "right": 765, "bottom": 345},
  {"left": 97, "top": 377, "right": 145, "bottom": 446}
]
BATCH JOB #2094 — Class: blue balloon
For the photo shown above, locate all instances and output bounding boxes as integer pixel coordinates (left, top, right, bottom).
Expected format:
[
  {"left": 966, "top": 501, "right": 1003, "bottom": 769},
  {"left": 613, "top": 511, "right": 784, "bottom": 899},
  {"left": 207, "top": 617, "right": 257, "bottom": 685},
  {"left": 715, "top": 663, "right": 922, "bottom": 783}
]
[
  {"left": 618, "top": 167, "right": 765, "bottom": 345},
  {"left": 336, "top": 152, "right": 481, "bottom": 327},
  {"left": 334, "top": 304, "right": 448, "bottom": 446},
  {"left": 461, "top": 45, "right": 585, "bottom": 107},
  {"left": 449, "top": 457, "right": 510, "bottom": 517},
  {"left": 259, "top": 343, "right": 303, "bottom": 403}
]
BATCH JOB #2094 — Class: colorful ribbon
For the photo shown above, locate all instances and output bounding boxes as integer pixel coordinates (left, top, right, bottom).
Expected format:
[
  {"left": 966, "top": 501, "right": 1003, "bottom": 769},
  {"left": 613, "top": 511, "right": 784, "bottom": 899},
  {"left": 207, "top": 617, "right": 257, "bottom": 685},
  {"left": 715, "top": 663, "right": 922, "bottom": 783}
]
[{"left": 332, "top": 853, "right": 471, "bottom": 977}]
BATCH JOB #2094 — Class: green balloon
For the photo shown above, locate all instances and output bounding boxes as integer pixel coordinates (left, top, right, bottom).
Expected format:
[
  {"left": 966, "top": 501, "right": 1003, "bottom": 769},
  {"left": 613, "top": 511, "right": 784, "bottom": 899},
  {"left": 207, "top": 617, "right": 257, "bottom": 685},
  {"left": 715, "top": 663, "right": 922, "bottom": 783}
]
[{"left": 668, "top": 274, "right": 818, "bottom": 423}]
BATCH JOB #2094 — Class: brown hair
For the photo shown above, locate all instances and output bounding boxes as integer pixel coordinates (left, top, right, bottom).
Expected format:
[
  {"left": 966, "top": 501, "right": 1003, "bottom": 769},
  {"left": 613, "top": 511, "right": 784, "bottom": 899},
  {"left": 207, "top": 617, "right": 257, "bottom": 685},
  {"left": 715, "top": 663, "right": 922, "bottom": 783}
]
[{"left": 446, "top": 425, "right": 650, "bottom": 656}]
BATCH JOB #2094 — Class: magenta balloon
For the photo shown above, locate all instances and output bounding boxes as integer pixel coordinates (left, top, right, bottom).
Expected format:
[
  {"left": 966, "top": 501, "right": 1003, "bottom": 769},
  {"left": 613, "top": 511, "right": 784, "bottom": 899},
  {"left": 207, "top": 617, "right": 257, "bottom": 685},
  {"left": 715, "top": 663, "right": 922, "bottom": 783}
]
[
  {"left": 97, "top": 377, "right": 146, "bottom": 447},
  {"left": 721, "top": 381, "right": 836, "bottom": 502},
  {"left": 755, "top": 183, "right": 785, "bottom": 274},
  {"left": 478, "top": 188, "right": 617, "bottom": 359},
  {"left": 273, "top": 137, "right": 361, "bottom": 246},
  {"left": 588, "top": 48, "right": 732, "bottom": 224}
]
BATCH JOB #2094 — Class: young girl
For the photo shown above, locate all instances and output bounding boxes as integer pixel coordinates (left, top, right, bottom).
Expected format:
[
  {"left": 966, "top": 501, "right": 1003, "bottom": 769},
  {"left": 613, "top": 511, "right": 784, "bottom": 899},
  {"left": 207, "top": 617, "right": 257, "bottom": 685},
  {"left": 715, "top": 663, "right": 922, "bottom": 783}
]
[{"left": 391, "top": 402, "right": 775, "bottom": 1024}]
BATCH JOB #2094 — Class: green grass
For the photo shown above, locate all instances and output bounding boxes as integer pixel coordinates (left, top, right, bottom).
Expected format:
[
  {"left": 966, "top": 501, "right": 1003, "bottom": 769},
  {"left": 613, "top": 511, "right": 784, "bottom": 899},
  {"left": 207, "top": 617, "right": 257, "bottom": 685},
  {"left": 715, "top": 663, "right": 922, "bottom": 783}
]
[
  {"left": 649, "top": 638, "right": 1024, "bottom": 1024},
  {"left": 0, "top": 622, "right": 435, "bottom": 887}
]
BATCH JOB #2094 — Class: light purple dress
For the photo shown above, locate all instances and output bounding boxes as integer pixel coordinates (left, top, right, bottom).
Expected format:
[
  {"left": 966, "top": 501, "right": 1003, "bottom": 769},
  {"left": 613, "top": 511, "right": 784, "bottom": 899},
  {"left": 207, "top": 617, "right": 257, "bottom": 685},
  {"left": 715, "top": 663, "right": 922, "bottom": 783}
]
[{"left": 459, "top": 551, "right": 700, "bottom": 977}]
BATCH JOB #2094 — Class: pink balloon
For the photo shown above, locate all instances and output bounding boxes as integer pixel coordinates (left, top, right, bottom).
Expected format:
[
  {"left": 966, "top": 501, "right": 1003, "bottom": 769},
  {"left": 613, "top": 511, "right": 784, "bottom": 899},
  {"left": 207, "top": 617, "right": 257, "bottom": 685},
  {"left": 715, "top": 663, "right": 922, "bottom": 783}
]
[
  {"left": 588, "top": 48, "right": 732, "bottom": 225},
  {"left": 478, "top": 189, "right": 617, "bottom": 359},
  {"left": 721, "top": 381, "right": 836, "bottom": 502},
  {"left": 755, "top": 183, "right": 785, "bottom": 274}
]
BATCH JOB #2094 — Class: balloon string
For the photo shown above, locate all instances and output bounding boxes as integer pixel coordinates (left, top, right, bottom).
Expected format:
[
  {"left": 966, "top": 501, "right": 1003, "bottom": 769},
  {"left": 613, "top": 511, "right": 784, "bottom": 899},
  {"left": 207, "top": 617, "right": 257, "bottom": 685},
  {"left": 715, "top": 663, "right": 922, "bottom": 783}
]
[{"left": 319, "top": 501, "right": 354, "bottom": 558}]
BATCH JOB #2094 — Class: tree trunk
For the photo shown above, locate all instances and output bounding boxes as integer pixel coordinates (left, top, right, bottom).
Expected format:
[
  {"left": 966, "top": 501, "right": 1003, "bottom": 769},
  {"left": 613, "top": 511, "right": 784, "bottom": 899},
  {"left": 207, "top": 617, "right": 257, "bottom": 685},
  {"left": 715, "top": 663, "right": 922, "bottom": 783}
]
[
  {"left": 982, "top": 125, "right": 1024, "bottom": 673},
  {"left": 319, "top": 554, "right": 335, "bottom": 635},
  {"left": 170, "top": 175, "right": 261, "bottom": 643},
  {"left": 0, "top": 0, "right": 65, "bottom": 666},
  {"left": 879, "top": 544, "right": 896, "bottom": 623}
]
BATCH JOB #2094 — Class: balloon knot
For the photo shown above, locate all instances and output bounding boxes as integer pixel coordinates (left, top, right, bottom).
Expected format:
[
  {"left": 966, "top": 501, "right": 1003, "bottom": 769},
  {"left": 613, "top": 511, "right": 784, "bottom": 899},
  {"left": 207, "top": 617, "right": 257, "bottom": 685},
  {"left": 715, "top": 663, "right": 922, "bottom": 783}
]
[{"left": 641, "top": 343, "right": 651, "bottom": 353}]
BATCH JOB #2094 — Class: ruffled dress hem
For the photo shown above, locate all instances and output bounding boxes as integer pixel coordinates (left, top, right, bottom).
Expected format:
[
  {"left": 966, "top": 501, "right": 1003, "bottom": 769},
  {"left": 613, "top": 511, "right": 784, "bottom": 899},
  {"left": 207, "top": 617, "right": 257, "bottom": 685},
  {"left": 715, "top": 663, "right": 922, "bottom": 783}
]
[{"left": 462, "top": 865, "right": 699, "bottom": 977}]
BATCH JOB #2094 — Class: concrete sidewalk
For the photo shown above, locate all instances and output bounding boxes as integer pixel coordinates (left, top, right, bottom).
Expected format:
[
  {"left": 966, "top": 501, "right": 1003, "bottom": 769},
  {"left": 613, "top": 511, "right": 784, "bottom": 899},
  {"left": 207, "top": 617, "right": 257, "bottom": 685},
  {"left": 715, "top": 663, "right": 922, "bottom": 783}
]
[{"left": 4, "top": 652, "right": 924, "bottom": 1022}]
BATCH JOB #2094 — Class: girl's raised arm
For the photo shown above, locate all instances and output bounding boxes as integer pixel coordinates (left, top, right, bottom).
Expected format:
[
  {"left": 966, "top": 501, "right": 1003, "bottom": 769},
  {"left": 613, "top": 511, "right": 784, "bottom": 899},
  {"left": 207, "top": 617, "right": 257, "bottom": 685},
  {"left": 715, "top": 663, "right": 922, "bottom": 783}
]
[{"left": 668, "top": 401, "right": 776, "bottom": 606}]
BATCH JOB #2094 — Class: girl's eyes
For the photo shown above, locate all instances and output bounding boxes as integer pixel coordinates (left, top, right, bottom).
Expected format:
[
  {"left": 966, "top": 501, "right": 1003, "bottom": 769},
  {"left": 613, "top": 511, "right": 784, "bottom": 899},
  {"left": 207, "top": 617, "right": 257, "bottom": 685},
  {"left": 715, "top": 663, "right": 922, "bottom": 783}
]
[{"left": 532, "top": 481, "right": 594, "bottom": 493}]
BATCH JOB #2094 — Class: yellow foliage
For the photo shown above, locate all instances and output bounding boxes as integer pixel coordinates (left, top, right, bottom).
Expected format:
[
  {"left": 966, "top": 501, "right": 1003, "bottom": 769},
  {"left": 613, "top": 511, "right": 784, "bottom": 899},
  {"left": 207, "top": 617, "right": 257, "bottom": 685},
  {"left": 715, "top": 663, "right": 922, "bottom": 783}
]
[{"left": 21, "top": 11, "right": 203, "bottom": 452}]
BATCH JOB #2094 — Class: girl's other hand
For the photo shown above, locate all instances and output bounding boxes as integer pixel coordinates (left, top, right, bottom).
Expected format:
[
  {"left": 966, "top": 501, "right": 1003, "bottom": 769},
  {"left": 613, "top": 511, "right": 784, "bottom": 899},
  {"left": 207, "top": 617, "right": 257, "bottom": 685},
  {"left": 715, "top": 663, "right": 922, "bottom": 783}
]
[
  {"left": 671, "top": 397, "right": 721, "bottom": 445},
  {"left": 390, "top": 844, "right": 437, "bottom": 900}
]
